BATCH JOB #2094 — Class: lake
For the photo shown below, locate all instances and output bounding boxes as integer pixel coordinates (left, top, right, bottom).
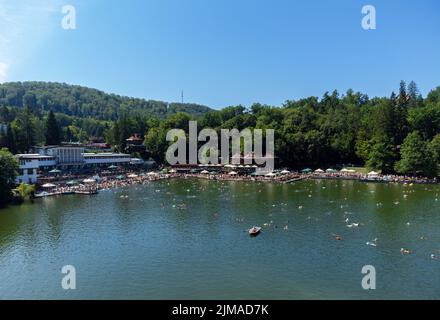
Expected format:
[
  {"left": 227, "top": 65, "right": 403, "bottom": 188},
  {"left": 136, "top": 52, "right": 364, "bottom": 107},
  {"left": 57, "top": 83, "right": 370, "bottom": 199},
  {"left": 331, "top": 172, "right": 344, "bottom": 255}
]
[{"left": 0, "top": 178, "right": 439, "bottom": 299}]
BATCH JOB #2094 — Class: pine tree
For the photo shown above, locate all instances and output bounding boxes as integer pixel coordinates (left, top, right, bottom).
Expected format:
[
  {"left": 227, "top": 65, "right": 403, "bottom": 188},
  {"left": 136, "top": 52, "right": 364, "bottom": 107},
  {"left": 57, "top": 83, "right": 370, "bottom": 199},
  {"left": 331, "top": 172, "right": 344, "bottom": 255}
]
[
  {"left": 394, "top": 81, "right": 409, "bottom": 145},
  {"left": 45, "top": 111, "right": 62, "bottom": 146},
  {"left": 17, "top": 106, "right": 36, "bottom": 152},
  {"left": 0, "top": 127, "right": 6, "bottom": 148},
  {"left": 407, "top": 81, "right": 421, "bottom": 108},
  {"left": 6, "top": 124, "right": 17, "bottom": 154}
]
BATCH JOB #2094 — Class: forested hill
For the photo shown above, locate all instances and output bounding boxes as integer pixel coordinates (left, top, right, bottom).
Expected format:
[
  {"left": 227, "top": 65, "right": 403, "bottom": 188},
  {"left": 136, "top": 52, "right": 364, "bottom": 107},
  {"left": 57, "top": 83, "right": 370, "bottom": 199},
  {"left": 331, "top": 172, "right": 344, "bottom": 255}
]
[
  {"left": 0, "top": 81, "right": 212, "bottom": 120},
  {"left": 3, "top": 80, "right": 440, "bottom": 177}
]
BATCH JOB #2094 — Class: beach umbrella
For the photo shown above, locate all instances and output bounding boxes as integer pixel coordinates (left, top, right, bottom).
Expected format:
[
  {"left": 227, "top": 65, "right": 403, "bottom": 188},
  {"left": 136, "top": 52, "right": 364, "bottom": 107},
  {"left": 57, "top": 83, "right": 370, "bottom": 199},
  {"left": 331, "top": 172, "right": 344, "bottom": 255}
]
[
  {"left": 201, "top": 170, "right": 209, "bottom": 174},
  {"left": 116, "top": 175, "right": 125, "bottom": 180},
  {"left": 229, "top": 171, "right": 238, "bottom": 175},
  {"left": 340, "top": 168, "right": 350, "bottom": 172},
  {"left": 108, "top": 165, "right": 118, "bottom": 169},
  {"left": 49, "top": 169, "right": 61, "bottom": 174},
  {"left": 127, "top": 174, "right": 138, "bottom": 178},
  {"left": 265, "top": 172, "right": 276, "bottom": 177},
  {"left": 42, "top": 183, "right": 56, "bottom": 188},
  {"left": 281, "top": 170, "right": 290, "bottom": 174},
  {"left": 147, "top": 172, "right": 158, "bottom": 176},
  {"left": 315, "top": 169, "right": 324, "bottom": 173},
  {"left": 301, "top": 168, "right": 312, "bottom": 173},
  {"left": 368, "top": 171, "right": 379, "bottom": 176},
  {"left": 83, "top": 179, "right": 96, "bottom": 184},
  {"left": 326, "top": 168, "right": 337, "bottom": 173},
  {"left": 66, "top": 180, "right": 78, "bottom": 186},
  {"left": 169, "top": 169, "right": 177, "bottom": 173}
]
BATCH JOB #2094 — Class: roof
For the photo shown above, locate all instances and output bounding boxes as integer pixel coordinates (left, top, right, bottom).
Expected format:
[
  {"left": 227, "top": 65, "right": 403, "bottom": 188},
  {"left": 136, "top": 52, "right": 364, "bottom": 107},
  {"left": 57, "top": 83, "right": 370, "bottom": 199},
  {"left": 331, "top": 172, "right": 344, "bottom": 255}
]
[
  {"left": 83, "top": 153, "right": 130, "bottom": 157},
  {"left": 36, "top": 144, "right": 85, "bottom": 149},
  {"left": 16, "top": 154, "right": 56, "bottom": 159}
]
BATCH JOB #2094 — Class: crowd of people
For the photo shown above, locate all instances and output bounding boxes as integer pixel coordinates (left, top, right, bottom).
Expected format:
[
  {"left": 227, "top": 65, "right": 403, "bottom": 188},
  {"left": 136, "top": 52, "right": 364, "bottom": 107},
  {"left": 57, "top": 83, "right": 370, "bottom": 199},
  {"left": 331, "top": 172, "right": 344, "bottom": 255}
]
[
  {"left": 34, "top": 167, "right": 440, "bottom": 198},
  {"left": 35, "top": 171, "right": 171, "bottom": 197},
  {"left": 311, "top": 171, "right": 439, "bottom": 184},
  {"left": 180, "top": 171, "right": 302, "bottom": 182}
]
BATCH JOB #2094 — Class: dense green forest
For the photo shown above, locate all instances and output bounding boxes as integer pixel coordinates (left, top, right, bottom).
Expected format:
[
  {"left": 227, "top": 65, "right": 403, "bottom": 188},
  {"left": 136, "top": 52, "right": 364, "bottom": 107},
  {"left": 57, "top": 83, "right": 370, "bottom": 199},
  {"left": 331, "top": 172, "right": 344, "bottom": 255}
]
[
  {"left": 0, "top": 81, "right": 211, "bottom": 144},
  {"left": 139, "top": 81, "right": 440, "bottom": 176},
  {"left": 0, "top": 82, "right": 212, "bottom": 119},
  {"left": 1, "top": 80, "right": 440, "bottom": 176}
]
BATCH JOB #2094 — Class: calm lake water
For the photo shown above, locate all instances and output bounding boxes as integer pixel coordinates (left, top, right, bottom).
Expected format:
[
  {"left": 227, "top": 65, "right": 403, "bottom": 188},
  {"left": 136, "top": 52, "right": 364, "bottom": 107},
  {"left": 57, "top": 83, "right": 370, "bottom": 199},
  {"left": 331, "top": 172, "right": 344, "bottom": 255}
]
[{"left": 0, "top": 178, "right": 439, "bottom": 299}]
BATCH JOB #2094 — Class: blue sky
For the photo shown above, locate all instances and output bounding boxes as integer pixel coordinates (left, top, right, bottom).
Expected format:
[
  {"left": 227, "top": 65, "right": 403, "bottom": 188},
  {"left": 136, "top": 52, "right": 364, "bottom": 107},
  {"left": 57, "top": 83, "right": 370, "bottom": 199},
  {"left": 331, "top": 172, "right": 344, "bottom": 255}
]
[{"left": 0, "top": 0, "right": 439, "bottom": 108}]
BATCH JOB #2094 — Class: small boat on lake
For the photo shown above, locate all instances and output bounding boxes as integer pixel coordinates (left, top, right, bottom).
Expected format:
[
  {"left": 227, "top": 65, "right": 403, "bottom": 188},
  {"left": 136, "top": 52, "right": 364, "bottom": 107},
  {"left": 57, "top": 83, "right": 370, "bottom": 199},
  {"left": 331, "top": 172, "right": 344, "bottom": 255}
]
[{"left": 249, "top": 226, "right": 262, "bottom": 236}]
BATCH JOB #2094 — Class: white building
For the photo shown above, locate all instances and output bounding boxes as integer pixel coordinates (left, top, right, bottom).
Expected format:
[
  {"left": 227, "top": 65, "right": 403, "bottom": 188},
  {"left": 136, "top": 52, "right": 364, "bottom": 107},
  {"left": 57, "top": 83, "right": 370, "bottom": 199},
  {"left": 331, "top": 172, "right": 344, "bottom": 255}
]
[
  {"left": 16, "top": 145, "right": 134, "bottom": 184},
  {"left": 36, "top": 145, "right": 85, "bottom": 169},
  {"left": 83, "top": 153, "right": 131, "bottom": 167},
  {"left": 15, "top": 155, "right": 45, "bottom": 184}
]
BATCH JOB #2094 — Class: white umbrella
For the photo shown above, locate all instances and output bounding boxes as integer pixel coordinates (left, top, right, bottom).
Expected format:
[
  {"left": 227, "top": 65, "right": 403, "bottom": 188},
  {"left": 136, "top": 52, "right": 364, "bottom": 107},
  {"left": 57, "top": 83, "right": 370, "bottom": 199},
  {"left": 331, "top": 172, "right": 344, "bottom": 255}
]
[
  {"left": 340, "top": 168, "right": 350, "bottom": 173},
  {"left": 229, "top": 171, "right": 238, "bottom": 175},
  {"left": 281, "top": 170, "right": 290, "bottom": 174},
  {"left": 127, "top": 174, "right": 138, "bottom": 178},
  {"left": 201, "top": 170, "right": 209, "bottom": 174},
  {"left": 83, "top": 179, "right": 96, "bottom": 184},
  {"left": 368, "top": 171, "right": 379, "bottom": 176},
  {"left": 42, "top": 183, "right": 56, "bottom": 188},
  {"left": 169, "top": 169, "right": 176, "bottom": 173},
  {"left": 147, "top": 172, "right": 158, "bottom": 176},
  {"left": 265, "top": 172, "right": 276, "bottom": 177},
  {"left": 315, "top": 169, "right": 324, "bottom": 173}
]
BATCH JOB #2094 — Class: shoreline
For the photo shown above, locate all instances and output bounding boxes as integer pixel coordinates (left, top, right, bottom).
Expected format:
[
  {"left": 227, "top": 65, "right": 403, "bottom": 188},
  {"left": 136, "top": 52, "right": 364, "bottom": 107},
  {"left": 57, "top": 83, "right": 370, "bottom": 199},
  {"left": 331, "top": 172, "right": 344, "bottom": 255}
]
[{"left": 31, "top": 171, "right": 439, "bottom": 199}]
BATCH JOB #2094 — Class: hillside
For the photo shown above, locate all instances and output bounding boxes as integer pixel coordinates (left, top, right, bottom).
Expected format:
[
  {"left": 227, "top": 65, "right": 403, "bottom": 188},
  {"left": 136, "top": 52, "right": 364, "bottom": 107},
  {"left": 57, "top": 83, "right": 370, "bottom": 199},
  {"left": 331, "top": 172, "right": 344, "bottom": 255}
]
[{"left": 0, "top": 81, "right": 212, "bottom": 120}]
